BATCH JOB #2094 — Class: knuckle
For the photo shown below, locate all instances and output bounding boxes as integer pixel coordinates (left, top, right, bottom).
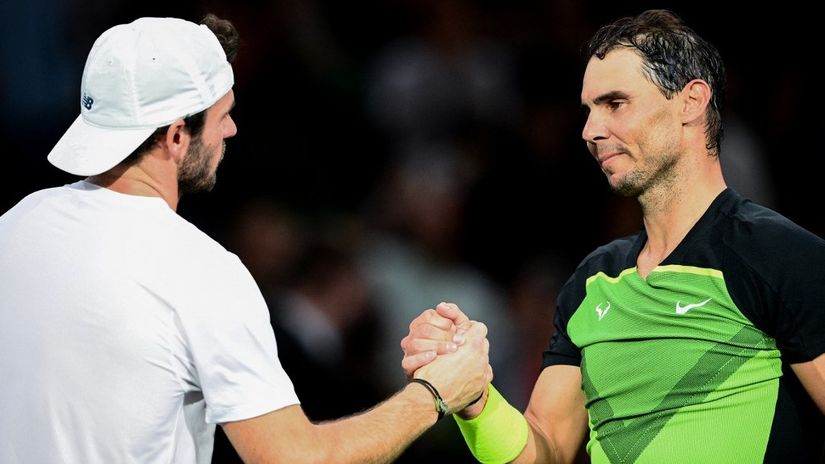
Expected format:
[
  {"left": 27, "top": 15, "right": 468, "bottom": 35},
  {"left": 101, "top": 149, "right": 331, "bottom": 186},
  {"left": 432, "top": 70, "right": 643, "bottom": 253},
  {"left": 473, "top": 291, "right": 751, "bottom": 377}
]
[
  {"left": 422, "top": 323, "right": 447, "bottom": 340},
  {"left": 476, "top": 322, "right": 488, "bottom": 335},
  {"left": 410, "top": 339, "right": 427, "bottom": 353},
  {"left": 409, "top": 324, "right": 426, "bottom": 337},
  {"left": 418, "top": 324, "right": 435, "bottom": 338}
]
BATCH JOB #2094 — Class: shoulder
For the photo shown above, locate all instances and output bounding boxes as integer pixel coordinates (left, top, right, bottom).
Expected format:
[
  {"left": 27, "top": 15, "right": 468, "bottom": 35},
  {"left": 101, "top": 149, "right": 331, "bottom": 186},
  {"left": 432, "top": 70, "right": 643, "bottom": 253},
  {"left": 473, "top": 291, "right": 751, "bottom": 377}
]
[
  {"left": 720, "top": 197, "right": 825, "bottom": 264},
  {"left": 557, "top": 233, "right": 641, "bottom": 314},
  {"left": 574, "top": 233, "right": 641, "bottom": 281},
  {"left": 144, "top": 217, "right": 266, "bottom": 328},
  {"left": 0, "top": 185, "right": 72, "bottom": 221},
  {"left": 716, "top": 195, "right": 825, "bottom": 327},
  {"left": 120, "top": 204, "right": 253, "bottom": 299},
  {"left": 162, "top": 216, "right": 250, "bottom": 282},
  {"left": 718, "top": 195, "right": 825, "bottom": 362}
]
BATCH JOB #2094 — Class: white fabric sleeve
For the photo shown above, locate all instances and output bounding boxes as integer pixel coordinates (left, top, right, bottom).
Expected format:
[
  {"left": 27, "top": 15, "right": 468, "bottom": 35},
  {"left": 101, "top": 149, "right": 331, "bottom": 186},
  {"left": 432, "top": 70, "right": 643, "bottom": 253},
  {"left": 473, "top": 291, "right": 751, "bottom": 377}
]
[{"left": 175, "top": 254, "right": 300, "bottom": 424}]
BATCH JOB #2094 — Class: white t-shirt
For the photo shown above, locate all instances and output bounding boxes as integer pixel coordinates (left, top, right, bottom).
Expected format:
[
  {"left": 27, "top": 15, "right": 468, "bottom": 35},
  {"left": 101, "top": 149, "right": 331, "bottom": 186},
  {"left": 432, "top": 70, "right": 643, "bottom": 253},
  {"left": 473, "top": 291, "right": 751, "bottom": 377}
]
[{"left": 0, "top": 181, "right": 299, "bottom": 463}]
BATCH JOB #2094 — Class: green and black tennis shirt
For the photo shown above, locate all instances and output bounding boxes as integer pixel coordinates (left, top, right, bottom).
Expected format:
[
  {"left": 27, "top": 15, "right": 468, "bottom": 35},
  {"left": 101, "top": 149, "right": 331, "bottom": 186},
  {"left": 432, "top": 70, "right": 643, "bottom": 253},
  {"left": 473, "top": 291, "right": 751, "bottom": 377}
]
[{"left": 544, "top": 189, "right": 825, "bottom": 463}]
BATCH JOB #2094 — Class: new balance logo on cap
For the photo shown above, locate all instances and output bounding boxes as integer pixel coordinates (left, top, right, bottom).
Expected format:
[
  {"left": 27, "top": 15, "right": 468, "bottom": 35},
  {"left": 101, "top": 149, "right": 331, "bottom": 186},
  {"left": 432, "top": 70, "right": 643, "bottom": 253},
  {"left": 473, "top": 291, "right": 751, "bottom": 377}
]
[{"left": 81, "top": 94, "right": 94, "bottom": 110}]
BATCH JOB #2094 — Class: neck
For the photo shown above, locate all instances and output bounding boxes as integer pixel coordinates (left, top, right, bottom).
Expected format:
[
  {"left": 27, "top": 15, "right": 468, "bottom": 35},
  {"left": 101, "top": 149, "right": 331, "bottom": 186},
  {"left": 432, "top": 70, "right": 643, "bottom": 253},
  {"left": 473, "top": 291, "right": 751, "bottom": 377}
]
[
  {"left": 636, "top": 152, "right": 726, "bottom": 273},
  {"left": 88, "top": 156, "right": 180, "bottom": 210}
]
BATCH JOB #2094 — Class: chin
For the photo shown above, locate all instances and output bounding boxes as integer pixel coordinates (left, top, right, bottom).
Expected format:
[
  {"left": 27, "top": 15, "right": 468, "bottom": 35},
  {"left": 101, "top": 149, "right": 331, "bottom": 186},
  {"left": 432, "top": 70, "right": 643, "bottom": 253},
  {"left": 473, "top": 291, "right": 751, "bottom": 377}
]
[{"left": 610, "top": 175, "right": 644, "bottom": 198}]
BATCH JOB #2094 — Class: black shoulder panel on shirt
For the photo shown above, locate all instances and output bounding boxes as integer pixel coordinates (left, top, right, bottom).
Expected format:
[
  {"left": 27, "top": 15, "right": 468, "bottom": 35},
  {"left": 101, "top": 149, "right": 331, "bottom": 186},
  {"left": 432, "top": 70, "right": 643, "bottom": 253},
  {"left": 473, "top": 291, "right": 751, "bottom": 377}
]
[
  {"left": 718, "top": 195, "right": 825, "bottom": 363},
  {"left": 543, "top": 233, "right": 642, "bottom": 368}
]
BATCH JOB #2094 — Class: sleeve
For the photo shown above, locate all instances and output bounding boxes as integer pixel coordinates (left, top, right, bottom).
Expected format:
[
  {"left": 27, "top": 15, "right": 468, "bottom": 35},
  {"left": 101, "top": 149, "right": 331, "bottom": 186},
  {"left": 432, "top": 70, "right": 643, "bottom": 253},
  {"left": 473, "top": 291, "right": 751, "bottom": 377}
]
[
  {"left": 769, "top": 229, "right": 825, "bottom": 363},
  {"left": 725, "top": 215, "right": 825, "bottom": 363},
  {"left": 542, "top": 273, "right": 584, "bottom": 368},
  {"left": 176, "top": 254, "right": 300, "bottom": 424}
]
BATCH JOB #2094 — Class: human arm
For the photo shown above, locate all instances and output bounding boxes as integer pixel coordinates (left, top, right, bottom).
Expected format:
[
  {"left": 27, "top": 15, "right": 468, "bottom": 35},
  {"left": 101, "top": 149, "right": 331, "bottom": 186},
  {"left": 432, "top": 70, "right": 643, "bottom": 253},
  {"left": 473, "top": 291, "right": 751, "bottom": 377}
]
[
  {"left": 402, "top": 304, "right": 588, "bottom": 463},
  {"left": 791, "top": 353, "right": 825, "bottom": 413},
  {"left": 223, "top": 321, "right": 492, "bottom": 464},
  {"left": 509, "top": 365, "right": 589, "bottom": 463}
]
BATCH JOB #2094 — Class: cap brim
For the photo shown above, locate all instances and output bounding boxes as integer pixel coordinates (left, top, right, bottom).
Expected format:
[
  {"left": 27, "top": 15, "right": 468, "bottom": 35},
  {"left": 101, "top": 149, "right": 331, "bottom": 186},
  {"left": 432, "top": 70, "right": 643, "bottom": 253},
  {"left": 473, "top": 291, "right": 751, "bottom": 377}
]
[{"left": 47, "top": 115, "right": 157, "bottom": 176}]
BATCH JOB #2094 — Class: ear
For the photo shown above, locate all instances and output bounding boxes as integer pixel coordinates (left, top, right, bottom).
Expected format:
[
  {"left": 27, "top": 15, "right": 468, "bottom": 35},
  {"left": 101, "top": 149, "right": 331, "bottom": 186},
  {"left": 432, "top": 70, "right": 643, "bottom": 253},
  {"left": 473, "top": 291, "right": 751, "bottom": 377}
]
[
  {"left": 161, "top": 119, "right": 190, "bottom": 164},
  {"left": 680, "top": 79, "right": 712, "bottom": 126}
]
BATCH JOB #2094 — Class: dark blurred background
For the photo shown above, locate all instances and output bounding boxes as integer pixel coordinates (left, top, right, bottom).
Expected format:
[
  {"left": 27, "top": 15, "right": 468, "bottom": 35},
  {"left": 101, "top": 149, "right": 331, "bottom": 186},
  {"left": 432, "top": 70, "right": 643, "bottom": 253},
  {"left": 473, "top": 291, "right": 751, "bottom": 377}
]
[{"left": 2, "top": 0, "right": 822, "bottom": 462}]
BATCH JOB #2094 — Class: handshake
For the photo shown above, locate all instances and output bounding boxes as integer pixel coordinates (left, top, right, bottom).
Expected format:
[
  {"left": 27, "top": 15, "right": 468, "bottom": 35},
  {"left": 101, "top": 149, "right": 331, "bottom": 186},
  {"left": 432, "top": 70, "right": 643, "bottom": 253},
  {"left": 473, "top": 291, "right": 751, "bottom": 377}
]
[{"left": 400, "top": 302, "right": 493, "bottom": 419}]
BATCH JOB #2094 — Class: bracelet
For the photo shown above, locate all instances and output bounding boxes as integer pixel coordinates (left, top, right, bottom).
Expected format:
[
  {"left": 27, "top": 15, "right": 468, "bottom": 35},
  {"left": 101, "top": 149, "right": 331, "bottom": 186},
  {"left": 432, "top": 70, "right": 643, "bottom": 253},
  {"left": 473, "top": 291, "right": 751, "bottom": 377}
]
[{"left": 409, "top": 378, "right": 449, "bottom": 423}]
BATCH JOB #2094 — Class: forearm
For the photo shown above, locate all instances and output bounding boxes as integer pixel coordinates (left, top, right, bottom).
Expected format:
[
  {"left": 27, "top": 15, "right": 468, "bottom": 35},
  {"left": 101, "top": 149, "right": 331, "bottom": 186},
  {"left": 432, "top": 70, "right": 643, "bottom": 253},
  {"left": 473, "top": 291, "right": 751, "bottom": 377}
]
[
  {"left": 223, "top": 384, "right": 440, "bottom": 464},
  {"left": 459, "top": 405, "right": 572, "bottom": 464},
  {"left": 298, "top": 319, "right": 490, "bottom": 463},
  {"left": 226, "top": 317, "right": 491, "bottom": 463},
  {"left": 455, "top": 384, "right": 532, "bottom": 463},
  {"left": 456, "top": 369, "right": 587, "bottom": 464},
  {"left": 791, "top": 354, "right": 825, "bottom": 414},
  {"left": 312, "top": 383, "right": 438, "bottom": 463},
  {"left": 511, "top": 416, "right": 568, "bottom": 464}
]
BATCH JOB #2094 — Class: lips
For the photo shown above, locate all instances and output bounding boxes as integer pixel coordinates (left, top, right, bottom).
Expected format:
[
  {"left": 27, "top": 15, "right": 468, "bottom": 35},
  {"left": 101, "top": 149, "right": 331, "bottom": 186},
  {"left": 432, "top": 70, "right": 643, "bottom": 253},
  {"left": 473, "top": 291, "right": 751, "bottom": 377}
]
[{"left": 597, "top": 152, "right": 622, "bottom": 168}]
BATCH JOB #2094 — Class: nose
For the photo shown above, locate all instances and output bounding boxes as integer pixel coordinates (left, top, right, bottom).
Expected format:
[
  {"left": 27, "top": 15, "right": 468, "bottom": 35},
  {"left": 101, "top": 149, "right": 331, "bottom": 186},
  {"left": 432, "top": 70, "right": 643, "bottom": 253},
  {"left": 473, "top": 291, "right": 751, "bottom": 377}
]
[
  {"left": 225, "top": 115, "right": 238, "bottom": 138},
  {"left": 581, "top": 111, "right": 607, "bottom": 144}
]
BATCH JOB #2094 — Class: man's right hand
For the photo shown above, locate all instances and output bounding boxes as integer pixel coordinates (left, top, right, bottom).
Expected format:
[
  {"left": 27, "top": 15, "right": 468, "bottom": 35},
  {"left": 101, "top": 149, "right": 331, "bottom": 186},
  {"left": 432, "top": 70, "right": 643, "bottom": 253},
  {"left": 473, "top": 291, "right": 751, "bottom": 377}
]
[
  {"left": 400, "top": 302, "right": 471, "bottom": 377},
  {"left": 401, "top": 302, "right": 492, "bottom": 416},
  {"left": 412, "top": 319, "right": 493, "bottom": 414}
]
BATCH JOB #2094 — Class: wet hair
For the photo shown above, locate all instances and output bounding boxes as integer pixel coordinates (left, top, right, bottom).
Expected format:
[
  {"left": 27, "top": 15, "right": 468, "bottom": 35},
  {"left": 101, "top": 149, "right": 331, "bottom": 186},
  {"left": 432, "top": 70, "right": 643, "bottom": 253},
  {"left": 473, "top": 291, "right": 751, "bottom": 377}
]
[
  {"left": 122, "top": 14, "right": 239, "bottom": 165},
  {"left": 588, "top": 9, "right": 726, "bottom": 156}
]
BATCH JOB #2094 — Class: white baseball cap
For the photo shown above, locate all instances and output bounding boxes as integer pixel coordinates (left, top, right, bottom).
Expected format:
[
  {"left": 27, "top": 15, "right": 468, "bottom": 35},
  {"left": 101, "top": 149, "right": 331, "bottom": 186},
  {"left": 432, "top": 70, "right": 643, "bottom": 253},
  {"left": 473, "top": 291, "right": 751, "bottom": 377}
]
[{"left": 47, "top": 17, "right": 234, "bottom": 176}]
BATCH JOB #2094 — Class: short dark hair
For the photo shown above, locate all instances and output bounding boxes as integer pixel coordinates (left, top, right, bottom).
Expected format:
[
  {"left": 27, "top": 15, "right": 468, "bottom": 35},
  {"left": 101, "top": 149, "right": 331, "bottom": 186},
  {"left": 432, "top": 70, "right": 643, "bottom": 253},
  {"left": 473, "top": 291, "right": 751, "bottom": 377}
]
[
  {"left": 588, "top": 10, "right": 725, "bottom": 156},
  {"left": 201, "top": 13, "right": 240, "bottom": 62},
  {"left": 121, "top": 14, "right": 239, "bottom": 166}
]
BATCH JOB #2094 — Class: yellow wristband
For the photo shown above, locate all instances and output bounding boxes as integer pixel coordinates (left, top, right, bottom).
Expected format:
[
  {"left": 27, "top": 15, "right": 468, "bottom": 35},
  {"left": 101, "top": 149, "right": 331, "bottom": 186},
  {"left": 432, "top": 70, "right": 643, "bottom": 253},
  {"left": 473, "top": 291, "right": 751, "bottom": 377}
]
[{"left": 454, "top": 384, "right": 529, "bottom": 464}]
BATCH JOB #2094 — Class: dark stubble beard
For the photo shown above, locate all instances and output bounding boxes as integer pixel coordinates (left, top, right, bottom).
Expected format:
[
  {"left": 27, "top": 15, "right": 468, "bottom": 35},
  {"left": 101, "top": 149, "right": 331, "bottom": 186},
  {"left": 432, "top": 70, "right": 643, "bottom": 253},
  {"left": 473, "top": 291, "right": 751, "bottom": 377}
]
[
  {"left": 178, "top": 136, "right": 224, "bottom": 195},
  {"left": 612, "top": 151, "right": 679, "bottom": 198}
]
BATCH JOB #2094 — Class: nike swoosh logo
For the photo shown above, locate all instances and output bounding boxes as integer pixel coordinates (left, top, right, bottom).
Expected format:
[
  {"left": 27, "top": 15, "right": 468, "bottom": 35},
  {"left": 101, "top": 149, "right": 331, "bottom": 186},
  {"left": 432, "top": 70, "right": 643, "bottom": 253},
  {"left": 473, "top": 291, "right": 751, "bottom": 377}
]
[{"left": 675, "top": 298, "right": 712, "bottom": 315}]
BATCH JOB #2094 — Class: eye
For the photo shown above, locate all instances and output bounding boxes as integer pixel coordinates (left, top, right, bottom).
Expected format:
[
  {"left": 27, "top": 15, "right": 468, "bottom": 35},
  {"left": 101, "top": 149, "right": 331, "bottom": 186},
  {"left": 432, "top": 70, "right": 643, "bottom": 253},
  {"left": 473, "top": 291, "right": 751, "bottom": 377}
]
[{"left": 607, "top": 100, "right": 626, "bottom": 111}]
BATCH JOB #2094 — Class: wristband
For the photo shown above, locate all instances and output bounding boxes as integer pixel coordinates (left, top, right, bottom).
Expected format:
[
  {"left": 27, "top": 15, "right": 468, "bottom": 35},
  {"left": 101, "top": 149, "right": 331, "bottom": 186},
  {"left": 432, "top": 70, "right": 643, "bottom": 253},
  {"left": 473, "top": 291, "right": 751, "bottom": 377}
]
[
  {"left": 454, "top": 384, "right": 529, "bottom": 463},
  {"left": 409, "top": 378, "right": 449, "bottom": 423}
]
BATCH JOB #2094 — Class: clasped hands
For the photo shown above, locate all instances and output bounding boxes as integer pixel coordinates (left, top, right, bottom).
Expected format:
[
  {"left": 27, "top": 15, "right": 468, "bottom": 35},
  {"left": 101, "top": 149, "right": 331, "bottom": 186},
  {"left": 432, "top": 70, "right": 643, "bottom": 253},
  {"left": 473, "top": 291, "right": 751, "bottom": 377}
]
[{"left": 400, "top": 302, "right": 492, "bottom": 418}]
